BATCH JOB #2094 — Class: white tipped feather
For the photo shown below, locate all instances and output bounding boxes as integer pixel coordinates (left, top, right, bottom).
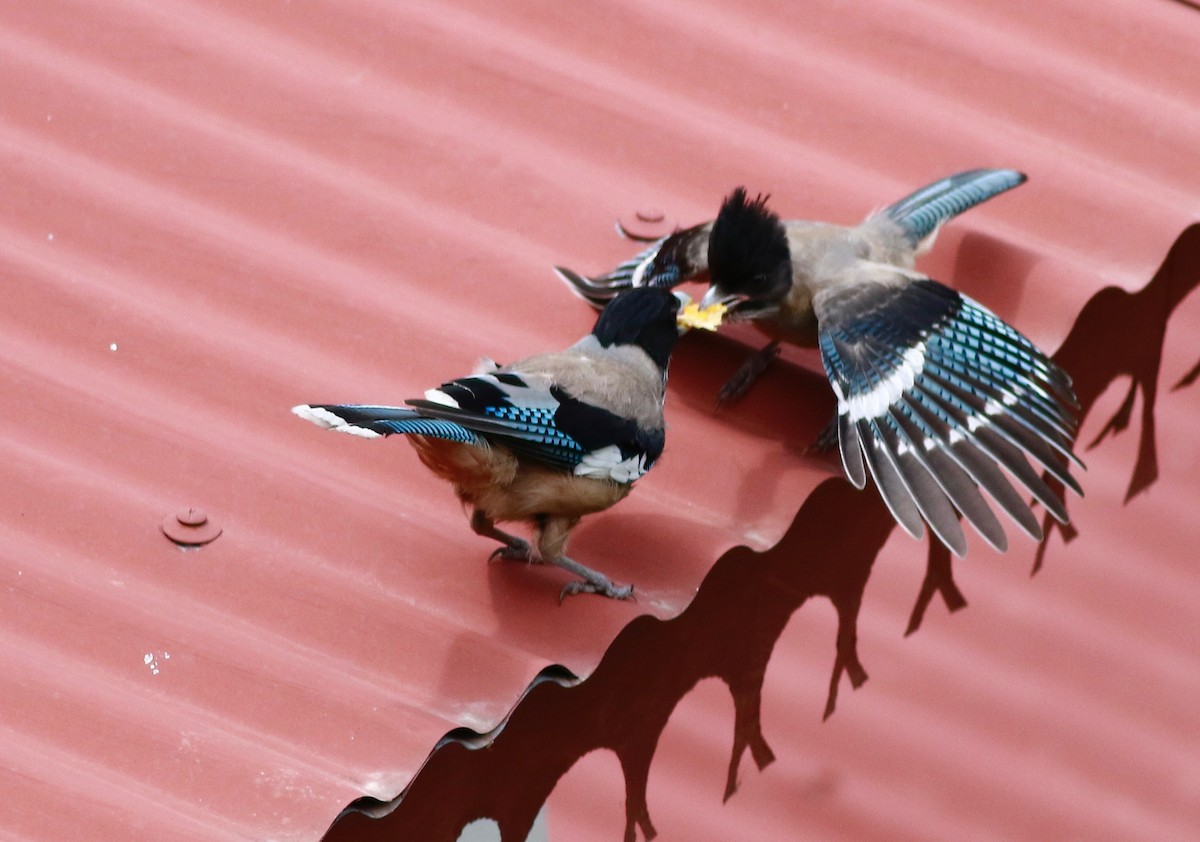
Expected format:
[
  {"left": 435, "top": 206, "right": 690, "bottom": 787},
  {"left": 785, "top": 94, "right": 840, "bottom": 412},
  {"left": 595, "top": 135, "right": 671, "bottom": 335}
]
[
  {"left": 290, "top": 405, "right": 382, "bottom": 439},
  {"left": 423, "top": 388, "right": 460, "bottom": 408},
  {"left": 291, "top": 405, "right": 340, "bottom": 428}
]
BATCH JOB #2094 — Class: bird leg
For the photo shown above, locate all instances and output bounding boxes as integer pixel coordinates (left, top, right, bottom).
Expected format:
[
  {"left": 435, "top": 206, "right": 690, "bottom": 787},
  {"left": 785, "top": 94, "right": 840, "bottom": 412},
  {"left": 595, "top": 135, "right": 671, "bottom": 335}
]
[
  {"left": 554, "top": 556, "right": 634, "bottom": 602},
  {"left": 805, "top": 415, "right": 840, "bottom": 455},
  {"left": 717, "top": 341, "right": 781, "bottom": 406},
  {"left": 536, "top": 514, "right": 634, "bottom": 602},
  {"left": 470, "top": 510, "right": 534, "bottom": 562}
]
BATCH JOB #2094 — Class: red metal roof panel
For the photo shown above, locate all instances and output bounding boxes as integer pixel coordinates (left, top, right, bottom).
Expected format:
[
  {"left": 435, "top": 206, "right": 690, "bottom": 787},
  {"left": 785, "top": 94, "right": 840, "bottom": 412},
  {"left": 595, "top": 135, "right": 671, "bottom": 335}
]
[{"left": 1, "top": 0, "right": 1198, "bottom": 839}]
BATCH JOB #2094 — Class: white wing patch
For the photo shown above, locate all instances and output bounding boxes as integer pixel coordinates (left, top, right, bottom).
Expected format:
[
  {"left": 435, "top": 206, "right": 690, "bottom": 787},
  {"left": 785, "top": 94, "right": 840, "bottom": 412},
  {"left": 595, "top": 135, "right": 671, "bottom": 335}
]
[
  {"left": 574, "top": 445, "right": 649, "bottom": 484},
  {"left": 839, "top": 345, "right": 927, "bottom": 422}
]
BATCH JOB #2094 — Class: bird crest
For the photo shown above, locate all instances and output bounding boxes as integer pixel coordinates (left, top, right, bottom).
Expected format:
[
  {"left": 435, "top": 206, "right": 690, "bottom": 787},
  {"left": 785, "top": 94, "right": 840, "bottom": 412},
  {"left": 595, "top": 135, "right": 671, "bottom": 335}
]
[{"left": 707, "top": 187, "right": 792, "bottom": 303}]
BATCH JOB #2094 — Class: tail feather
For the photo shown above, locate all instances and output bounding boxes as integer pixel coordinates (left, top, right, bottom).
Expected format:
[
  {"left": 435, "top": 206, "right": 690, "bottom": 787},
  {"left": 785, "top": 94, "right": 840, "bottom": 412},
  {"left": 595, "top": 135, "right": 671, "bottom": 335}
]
[
  {"left": 883, "top": 169, "right": 1026, "bottom": 246},
  {"left": 291, "top": 404, "right": 478, "bottom": 443}
]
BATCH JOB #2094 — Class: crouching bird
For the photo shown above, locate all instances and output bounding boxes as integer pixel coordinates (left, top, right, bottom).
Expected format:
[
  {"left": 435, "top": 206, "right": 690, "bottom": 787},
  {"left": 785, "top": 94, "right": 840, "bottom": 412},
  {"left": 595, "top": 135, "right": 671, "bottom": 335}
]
[
  {"left": 292, "top": 287, "right": 687, "bottom": 602},
  {"left": 691, "top": 175, "right": 1085, "bottom": 557}
]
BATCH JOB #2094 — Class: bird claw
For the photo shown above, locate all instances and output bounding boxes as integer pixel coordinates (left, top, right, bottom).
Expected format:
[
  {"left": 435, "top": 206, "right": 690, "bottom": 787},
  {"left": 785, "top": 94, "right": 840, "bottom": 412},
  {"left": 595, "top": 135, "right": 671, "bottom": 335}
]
[
  {"left": 716, "top": 342, "right": 782, "bottom": 407},
  {"left": 558, "top": 579, "right": 635, "bottom": 603},
  {"left": 488, "top": 539, "right": 534, "bottom": 563}
]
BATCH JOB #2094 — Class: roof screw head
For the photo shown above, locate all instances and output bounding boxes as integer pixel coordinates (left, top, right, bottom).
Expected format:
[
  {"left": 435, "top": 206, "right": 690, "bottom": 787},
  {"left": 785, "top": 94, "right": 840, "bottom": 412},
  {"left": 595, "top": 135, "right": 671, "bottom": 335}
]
[
  {"left": 617, "top": 207, "right": 674, "bottom": 242},
  {"left": 162, "top": 507, "right": 222, "bottom": 546},
  {"left": 179, "top": 508, "right": 207, "bottom": 526}
]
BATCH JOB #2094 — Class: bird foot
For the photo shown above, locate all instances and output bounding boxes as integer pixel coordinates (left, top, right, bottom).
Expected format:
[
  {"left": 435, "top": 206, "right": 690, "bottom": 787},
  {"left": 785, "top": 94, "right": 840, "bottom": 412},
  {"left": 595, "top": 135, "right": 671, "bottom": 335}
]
[
  {"left": 559, "top": 578, "right": 635, "bottom": 603},
  {"left": 553, "top": 554, "right": 635, "bottom": 603},
  {"left": 488, "top": 538, "right": 536, "bottom": 563},
  {"left": 717, "top": 342, "right": 781, "bottom": 407}
]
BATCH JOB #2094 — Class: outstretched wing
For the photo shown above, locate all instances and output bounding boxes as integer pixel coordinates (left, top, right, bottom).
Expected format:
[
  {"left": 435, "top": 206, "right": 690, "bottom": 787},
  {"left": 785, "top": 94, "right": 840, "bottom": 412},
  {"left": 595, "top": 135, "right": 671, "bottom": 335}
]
[{"left": 817, "top": 277, "right": 1082, "bottom": 556}]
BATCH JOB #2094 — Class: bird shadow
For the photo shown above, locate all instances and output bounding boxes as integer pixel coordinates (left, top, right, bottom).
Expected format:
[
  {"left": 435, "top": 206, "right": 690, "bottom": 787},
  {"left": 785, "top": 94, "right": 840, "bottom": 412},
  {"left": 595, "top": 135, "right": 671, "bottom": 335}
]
[
  {"left": 320, "top": 225, "right": 1200, "bottom": 842},
  {"left": 1032, "top": 222, "right": 1200, "bottom": 571},
  {"left": 322, "top": 478, "right": 895, "bottom": 842}
]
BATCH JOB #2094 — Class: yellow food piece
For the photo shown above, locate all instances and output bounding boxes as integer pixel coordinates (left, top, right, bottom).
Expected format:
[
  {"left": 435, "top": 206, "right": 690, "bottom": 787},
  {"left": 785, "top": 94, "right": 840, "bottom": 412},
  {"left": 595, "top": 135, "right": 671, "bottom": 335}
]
[{"left": 677, "top": 301, "right": 727, "bottom": 331}]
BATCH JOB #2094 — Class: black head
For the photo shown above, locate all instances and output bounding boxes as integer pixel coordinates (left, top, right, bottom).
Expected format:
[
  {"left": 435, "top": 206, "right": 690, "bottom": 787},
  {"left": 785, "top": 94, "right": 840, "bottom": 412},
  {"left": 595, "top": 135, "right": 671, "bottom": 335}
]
[
  {"left": 592, "top": 287, "right": 684, "bottom": 371},
  {"left": 707, "top": 187, "right": 792, "bottom": 313},
  {"left": 639, "top": 222, "right": 712, "bottom": 288}
]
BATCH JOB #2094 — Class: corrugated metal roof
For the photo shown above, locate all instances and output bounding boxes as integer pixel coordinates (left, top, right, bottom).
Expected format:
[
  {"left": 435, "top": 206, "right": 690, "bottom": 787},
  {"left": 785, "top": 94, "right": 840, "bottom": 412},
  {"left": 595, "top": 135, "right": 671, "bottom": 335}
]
[{"left": 2, "top": 0, "right": 1198, "bottom": 840}]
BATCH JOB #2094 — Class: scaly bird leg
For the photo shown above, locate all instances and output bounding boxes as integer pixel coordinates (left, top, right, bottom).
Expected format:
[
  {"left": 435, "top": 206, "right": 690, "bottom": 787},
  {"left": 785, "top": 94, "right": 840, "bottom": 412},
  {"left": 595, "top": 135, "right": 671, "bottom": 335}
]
[
  {"left": 536, "top": 514, "right": 634, "bottom": 602},
  {"left": 717, "top": 341, "right": 781, "bottom": 407},
  {"left": 554, "top": 555, "right": 635, "bottom": 603},
  {"left": 469, "top": 509, "right": 534, "bottom": 562}
]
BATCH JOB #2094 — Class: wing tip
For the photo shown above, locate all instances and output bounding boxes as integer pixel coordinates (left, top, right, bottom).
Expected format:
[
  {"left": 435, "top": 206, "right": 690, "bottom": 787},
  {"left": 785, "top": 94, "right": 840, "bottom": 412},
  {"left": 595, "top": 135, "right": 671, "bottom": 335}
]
[
  {"left": 291, "top": 404, "right": 383, "bottom": 438},
  {"left": 292, "top": 404, "right": 335, "bottom": 427},
  {"left": 552, "top": 265, "right": 618, "bottom": 309}
]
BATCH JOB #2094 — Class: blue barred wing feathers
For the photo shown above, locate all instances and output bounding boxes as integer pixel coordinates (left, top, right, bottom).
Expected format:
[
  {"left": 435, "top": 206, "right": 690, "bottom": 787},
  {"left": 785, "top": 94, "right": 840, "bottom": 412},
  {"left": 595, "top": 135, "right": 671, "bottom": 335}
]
[{"left": 818, "top": 278, "right": 1082, "bottom": 556}]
